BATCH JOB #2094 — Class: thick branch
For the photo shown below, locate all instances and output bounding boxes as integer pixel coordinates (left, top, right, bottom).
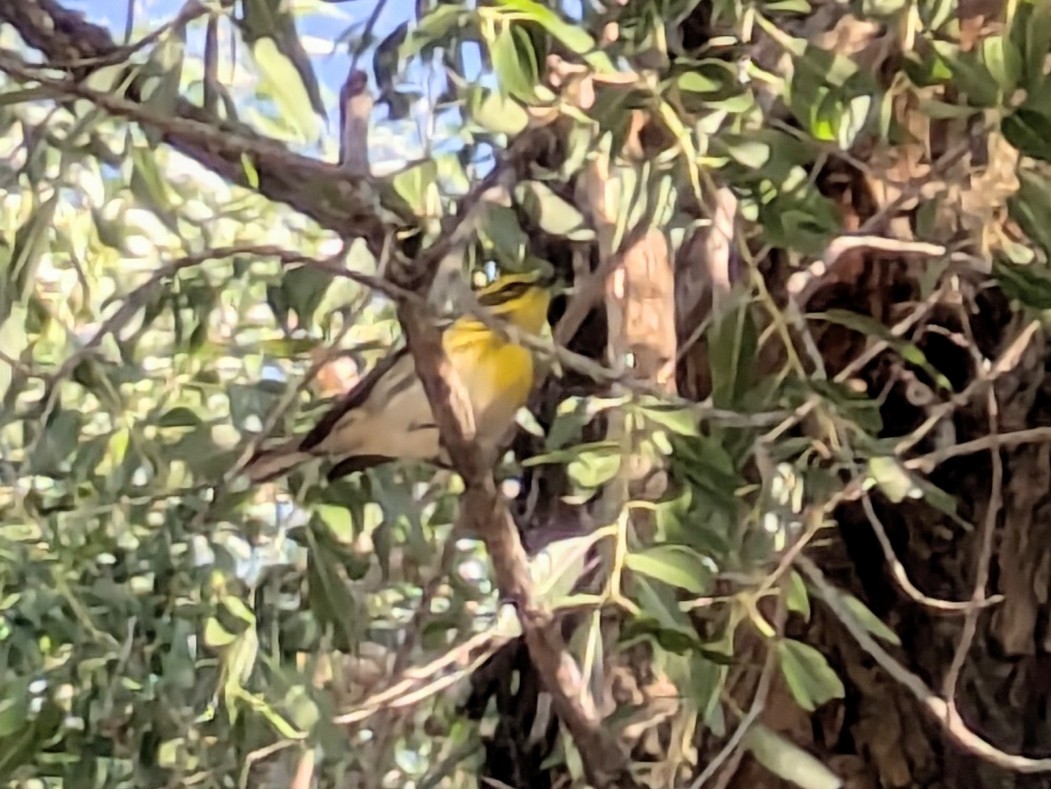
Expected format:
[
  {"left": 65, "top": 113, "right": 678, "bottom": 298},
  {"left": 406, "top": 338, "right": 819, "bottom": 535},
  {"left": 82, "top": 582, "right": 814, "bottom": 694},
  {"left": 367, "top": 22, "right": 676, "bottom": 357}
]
[
  {"left": 395, "top": 302, "right": 638, "bottom": 789},
  {"left": 0, "top": 0, "right": 389, "bottom": 249}
]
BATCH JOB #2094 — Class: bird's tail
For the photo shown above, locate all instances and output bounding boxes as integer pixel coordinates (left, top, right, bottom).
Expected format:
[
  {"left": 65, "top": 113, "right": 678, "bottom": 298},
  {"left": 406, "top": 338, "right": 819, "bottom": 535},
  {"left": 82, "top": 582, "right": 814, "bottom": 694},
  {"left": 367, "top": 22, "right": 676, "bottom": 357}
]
[{"left": 243, "top": 439, "right": 315, "bottom": 484}]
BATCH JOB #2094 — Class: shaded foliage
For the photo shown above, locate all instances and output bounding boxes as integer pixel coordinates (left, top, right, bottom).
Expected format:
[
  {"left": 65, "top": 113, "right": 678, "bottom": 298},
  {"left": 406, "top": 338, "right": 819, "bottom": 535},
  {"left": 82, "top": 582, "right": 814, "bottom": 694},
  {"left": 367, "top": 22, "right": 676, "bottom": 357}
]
[{"left": 1, "top": 0, "right": 1051, "bottom": 787}]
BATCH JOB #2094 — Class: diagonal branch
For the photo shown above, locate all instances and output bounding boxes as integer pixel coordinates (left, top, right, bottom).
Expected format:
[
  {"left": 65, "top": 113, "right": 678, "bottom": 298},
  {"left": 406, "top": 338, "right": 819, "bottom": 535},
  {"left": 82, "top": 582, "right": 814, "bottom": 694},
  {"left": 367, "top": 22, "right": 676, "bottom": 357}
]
[
  {"left": 394, "top": 301, "right": 638, "bottom": 789},
  {"left": 379, "top": 130, "right": 639, "bottom": 789},
  {"left": 799, "top": 554, "right": 1051, "bottom": 775},
  {"left": 0, "top": 0, "right": 389, "bottom": 249}
]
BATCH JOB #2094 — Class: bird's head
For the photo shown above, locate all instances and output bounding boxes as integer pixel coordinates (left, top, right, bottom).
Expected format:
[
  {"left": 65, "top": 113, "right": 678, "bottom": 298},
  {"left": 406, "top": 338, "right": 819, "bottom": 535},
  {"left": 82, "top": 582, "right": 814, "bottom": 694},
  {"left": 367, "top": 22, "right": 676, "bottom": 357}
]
[{"left": 475, "top": 267, "right": 556, "bottom": 335}]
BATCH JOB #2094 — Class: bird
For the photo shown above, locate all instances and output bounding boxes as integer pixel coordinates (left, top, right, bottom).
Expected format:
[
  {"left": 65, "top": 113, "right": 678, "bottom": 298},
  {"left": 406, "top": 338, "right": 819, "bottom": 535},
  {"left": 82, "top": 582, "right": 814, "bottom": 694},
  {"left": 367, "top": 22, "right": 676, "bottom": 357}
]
[{"left": 243, "top": 270, "right": 553, "bottom": 483}]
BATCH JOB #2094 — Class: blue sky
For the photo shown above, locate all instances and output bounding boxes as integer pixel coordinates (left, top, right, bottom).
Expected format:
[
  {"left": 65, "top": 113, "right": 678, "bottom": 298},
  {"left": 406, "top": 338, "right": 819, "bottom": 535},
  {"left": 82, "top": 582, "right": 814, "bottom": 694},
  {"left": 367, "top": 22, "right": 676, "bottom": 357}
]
[
  {"left": 65, "top": 0, "right": 585, "bottom": 98},
  {"left": 58, "top": 0, "right": 583, "bottom": 168},
  {"left": 67, "top": 0, "right": 411, "bottom": 103},
  {"left": 63, "top": 0, "right": 491, "bottom": 165}
]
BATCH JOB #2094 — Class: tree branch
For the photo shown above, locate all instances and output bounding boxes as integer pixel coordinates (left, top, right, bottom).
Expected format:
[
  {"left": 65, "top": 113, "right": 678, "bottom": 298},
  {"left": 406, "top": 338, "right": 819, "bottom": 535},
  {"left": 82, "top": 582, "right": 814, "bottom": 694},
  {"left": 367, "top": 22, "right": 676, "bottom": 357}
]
[
  {"left": 0, "top": 0, "right": 389, "bottom": 250},
  {"left": 798, "top": 554, "right": 1051, "bottom": 774},
  {"left": 394, "top": 301, "right": 638, "bottom": 789}
]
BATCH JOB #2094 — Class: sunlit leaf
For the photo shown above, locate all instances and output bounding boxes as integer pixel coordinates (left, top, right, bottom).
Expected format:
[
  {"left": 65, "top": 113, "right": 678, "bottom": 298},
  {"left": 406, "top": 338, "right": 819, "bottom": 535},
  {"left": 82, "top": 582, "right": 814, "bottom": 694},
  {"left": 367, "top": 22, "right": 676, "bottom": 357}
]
[
  {"left": 470, "top": 88, "right": 529, "bottom": 135},
  {"left": 867, "top": 456, "right": 920, "bottom": 503},
  {"left": 0, "top": 303, "right": 28, "bottom": 400},
  {"left": 251, "top": 37, "right": 322, "bottom": 142},
  {"left": 516, "top": 180, "right": 594, "bottom": 240},
  {"left": 494, "top": 0, "right": 615, "bottom": 72},
  {"left": 490, "top": 24, "right": 539, "bottom": 101}
]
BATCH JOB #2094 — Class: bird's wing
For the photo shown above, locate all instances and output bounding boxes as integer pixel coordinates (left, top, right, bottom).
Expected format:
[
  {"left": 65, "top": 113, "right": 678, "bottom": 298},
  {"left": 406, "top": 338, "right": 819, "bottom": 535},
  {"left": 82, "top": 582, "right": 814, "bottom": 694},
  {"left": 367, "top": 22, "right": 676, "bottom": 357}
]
[
  {"left": 242, "top": 438, "right": 314, "bottom": 484},
  {"left": 299, "top": 345, "right": 412, "bottom": 452},
  {"left": 243, "top": 346, "right": 411, "bottom": 483}
]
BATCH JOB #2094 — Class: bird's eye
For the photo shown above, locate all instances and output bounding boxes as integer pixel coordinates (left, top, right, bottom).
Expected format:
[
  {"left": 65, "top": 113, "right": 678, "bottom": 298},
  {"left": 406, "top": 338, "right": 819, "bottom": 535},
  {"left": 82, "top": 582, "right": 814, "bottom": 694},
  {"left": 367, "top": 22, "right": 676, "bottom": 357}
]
[{"left": 478, "top": 281, "right": 532, "bottom": 307}]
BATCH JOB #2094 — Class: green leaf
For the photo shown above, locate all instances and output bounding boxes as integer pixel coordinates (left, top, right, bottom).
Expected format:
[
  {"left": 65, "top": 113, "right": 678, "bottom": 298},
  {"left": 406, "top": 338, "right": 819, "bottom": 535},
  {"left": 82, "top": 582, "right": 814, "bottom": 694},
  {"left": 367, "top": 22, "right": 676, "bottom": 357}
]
[
  {"left": 130, "top": 145, "right": 175, "bottom": 221},
  {"left": 744, "top": 723, "right": 843, "bottom": 788},
  {"left": 29, "top": 408, "right": 84, "bottom": 474},
  {"left": 140, "top": 25, "right": 186, "bottom": 120},
  {"left": 867, "top": 456, "right": 920, "bottom": 503},
  {"left": 6, "top": 196, "right": 56, "bottom": 309},
  {"left": 224, "top": 627, "right": 259, "bottom": 689},
  {"left": 240, "top": 0, "right": 325, "bottom": 118},
  {"left": 282, "top": 684, "right": 320, "bottom": 732},
  {"left": 490, "top": 24, "right": 539, "bottom": 101},
  {"left": 764, "top": 0, "right": 812, "bottom": 11},
  {"left": 221, "top": 595, "right": 256, "bottom": 627},
  {"left": 634, "top": 400, "right": 699, "bottom": 436},
  {"left": 625, "top": 545, "right": 712, "bottom": 595},
  {"left": 567, "top": 448, "right": 621, "bottom": 488},
  {"left": 0, "top": 303, "right": 28, "bottom": 400},
  {"left": 157, "top": 739, "right": 184, "bottom": 769},
  {"left": 841, "top": 593, "right": 900, "bottom": 645},
  {"left": 708, "top": 297, "right": 758, "bottom": 409},
  {"left": 0, "top": 680, "right": 29, "bottom": 738},
  {"left": 251, "top": 37, "right": 322, "bottom": 142},
  {"left": 917, "top": 98, "right": 982, "bottom": 119},
  {"left": 1007, "top": 171, "right": 1051, "bottom": 256},
  {"left": 480, "top": 204, "right": 529, "bottom": 263},
  {"left": 516, "top": 180, "right": 593, "bottom": 240},
  {"left": 494, "top": 0, "right": 615, "bottom": 73},
  {"left": 676, "top": 61, "right": 735, "bottom": 95},
  {"left": 1003, "top": 108, "right": 1051, "bottom": 162},
  {"left": 837, "top": 94, "right": 872, "bottom": 150},
  {"left": 863, "top": 0, "right": 907, "bottom": 14},
  {"left": 204, "top": 617, "right": 238, "bottom": 649},
  {"left": 1018, "top": 2, "right": 1051, "bottom": 90},
  {"left": 470, "top": 88, "right": 529, "bottom": 135},
  {"left": 316, "top": 504, "right": 354, "bottom": 544},
  {"left": 802, "top": 379, "right": 883, "bottom": 434},
  {"left": 980, "top": 34, "right": 1022, "bottom": 94},
  {"left": 307, "top": 541, "right": 362, "bottom": 651},
  {"left": 402, "top": 5, "right": 467, "bottom": 58},
  {"left": 531, "top": 533, "right": 605, "bottom": 609},
  {"left": 689, "top": 652, "right": 729, "bottom": 727},
  {"left": 241, "top": 153, "right": 261, "bottom": 189},
  {"left": 786, "top": 570, "right": 811, "bottom": 620},
  {"left": 810, "top": 309, "right": 952, "bottom": 392},
  {"left": 935, "top": 42, "right": 1002, "bottom": 107},
  {"left": 777, "top": 639, "right": 845, "bottom": 711},
  {"left": 625, "top": 579, "right": 697, "bottom": 644},
  {"left": 277, "top": 264, "right": 334, "bottom": 328},
  {"left": 677, "top": 71, "right": 723, "bottom": 94},
  {"left": 725, "top": 139, "right": 771, "bottom": 169},
  {"left": 544, "top": 398, "right": 598, "bottom": 450},
  {"left": 392, "top": 160, "right": 440, "bottom": 218}
]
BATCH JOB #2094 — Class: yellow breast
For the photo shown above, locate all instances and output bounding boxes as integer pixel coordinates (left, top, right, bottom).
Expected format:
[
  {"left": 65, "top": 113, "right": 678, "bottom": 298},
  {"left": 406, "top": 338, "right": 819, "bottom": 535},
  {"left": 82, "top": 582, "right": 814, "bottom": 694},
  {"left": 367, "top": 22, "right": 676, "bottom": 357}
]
[{"left": 444, "top": 328, "right": 533, "bottom": 444}]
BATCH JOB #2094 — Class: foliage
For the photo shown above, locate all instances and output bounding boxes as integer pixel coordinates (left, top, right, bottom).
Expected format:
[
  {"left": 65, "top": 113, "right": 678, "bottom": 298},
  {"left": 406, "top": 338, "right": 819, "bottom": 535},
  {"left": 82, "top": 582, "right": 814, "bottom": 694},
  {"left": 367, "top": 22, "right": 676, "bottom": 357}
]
[{"left": 0, "top": 0, "right": 1050, "bottom": 787}]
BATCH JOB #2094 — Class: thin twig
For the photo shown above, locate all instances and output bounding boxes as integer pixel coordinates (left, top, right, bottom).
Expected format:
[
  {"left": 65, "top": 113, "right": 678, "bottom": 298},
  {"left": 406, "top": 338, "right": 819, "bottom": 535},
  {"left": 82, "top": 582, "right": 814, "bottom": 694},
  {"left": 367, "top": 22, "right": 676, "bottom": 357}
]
[
  {"left": 906, "top": 427, "right": 1051, "bottom": 473},
  {"left": 333, "top": 628, "right": 503, "bottom": 725},
  {"left": 799, "top": 554, "right": 1051, "bottom": 774},
  {"left": 941, "top": 382, "right": 1003, "bottom": 701},
  {"left": 760, "top": 283, "right": 945, "bottom": 446},
  {"left": 0, "top": 37, "right": 387, "bottom": 245},
  {"left": 693, "top": 596, "right": 786, "bottom": 785},
  {"left": 348, "top": 0, "right": 388, "bottom": 71},
  {"left": 861, "top": 495, "right": 1002, "bottom": 614},
  {"left": 368, "top": 537, "right": 459, "bottom": 776},
  {"left": 894, "top": 320, "right": 1040, "bottom": 458}
]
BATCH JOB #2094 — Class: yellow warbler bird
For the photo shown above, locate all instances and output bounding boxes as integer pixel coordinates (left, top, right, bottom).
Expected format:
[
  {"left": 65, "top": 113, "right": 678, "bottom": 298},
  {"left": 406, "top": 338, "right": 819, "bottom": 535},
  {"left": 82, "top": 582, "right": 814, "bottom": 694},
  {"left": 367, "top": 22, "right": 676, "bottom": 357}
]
[{"left": 245, "top": 270, "right": 552, "bottom": 483}]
